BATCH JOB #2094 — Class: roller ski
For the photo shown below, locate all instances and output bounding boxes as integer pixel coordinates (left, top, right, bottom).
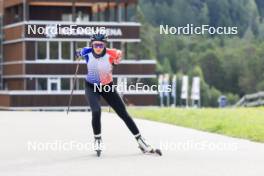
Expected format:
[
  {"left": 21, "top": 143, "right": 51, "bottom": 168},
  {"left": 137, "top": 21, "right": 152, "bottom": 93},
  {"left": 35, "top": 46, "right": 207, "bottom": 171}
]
[
  {"left": 136, "top": 136, "right": 162, "bottom": 156},
  {"left": 93, "top": 136, "right": 103, "bottom": 157}
]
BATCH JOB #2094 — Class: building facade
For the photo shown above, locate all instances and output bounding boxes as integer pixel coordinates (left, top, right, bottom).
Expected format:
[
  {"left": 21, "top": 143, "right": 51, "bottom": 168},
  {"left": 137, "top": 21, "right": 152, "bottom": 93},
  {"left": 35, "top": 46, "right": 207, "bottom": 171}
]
[
  {"left": 0, "top": 0, "right": 157, "bottom": 110},
  {"left": 0, "top": 0, "right": 3, "bottom": 91}
]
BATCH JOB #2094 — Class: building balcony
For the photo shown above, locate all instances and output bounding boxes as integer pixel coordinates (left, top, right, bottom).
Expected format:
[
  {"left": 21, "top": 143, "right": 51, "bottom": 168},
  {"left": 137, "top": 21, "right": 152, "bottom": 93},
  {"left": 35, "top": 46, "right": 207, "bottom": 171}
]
[
  {"left": 2, "top": 60, "right": 156, "bottom": 78},
  {"left": 4, "top": 0, "right": 138, "bottom": 8},
  {"left": 4, "top": 0, "right": 137, "bottom": 25},
  {"left": 0, "top": 89, "right": 157, "bottom": 110},
  {"left": 3, "top": 20, "right": 140, "bottom": 43}
]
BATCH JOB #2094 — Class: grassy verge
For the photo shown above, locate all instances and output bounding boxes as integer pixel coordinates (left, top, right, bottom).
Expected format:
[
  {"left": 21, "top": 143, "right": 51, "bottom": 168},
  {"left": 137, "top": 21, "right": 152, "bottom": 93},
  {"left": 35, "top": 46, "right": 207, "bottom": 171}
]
[{"left": 127, "top": 107, "right": 264, "bottom": 142}]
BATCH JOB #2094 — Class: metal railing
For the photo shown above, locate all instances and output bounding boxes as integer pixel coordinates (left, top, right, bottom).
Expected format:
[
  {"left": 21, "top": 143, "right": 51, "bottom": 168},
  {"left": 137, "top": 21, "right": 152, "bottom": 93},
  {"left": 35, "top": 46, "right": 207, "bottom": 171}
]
[{"left": 235, "top": 91, "right": 264, "bottom": 107}]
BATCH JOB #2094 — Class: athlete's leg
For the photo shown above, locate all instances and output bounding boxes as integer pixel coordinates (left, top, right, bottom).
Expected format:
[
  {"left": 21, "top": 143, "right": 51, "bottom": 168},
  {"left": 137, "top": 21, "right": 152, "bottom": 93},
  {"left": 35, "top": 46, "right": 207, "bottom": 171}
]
[
  {"left": 85, "top": 83, "right": 102, "bottom": 137},
  {"left": 101, "top": 86, "right": 140, "bottom": 137}
]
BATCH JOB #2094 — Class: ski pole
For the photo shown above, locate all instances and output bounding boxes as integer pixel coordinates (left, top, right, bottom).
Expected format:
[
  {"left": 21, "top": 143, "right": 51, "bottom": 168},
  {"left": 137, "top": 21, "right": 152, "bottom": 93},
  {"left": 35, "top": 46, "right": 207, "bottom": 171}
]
[{"left": 67, "top": 57, "right": 80, "bottom": 115}]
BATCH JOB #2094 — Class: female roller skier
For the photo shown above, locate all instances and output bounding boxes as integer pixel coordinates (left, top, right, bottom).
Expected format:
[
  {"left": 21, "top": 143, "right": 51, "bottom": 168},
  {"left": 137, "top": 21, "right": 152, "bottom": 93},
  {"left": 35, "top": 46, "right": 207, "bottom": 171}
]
[{"left": 76, "top": 33, "right": 161, "bottom": 157}]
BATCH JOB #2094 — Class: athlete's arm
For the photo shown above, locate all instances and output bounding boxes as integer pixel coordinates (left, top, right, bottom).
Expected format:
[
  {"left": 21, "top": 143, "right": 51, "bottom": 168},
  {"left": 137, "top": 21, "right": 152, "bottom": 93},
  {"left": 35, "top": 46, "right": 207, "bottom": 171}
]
[
  {"left": 107, "top": 48, "right": 122, "bottom": 65},
  {"left": 75, "top": 47, "right": 92, "bottom": 63}
]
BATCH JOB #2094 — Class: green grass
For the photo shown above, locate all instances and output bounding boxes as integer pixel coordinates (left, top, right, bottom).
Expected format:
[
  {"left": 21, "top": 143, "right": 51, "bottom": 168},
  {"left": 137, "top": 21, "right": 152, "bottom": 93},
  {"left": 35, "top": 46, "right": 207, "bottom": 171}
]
[{"left": 127, "top": 107, "right": 264, "bottom": 142}]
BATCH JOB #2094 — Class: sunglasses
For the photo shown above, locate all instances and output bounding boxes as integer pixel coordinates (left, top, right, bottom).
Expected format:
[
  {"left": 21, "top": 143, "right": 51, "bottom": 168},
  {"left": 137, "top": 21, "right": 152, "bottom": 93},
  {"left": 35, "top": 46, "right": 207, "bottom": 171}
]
[{"left": 92, "top": 43, "right": 105, "bottom": 49}]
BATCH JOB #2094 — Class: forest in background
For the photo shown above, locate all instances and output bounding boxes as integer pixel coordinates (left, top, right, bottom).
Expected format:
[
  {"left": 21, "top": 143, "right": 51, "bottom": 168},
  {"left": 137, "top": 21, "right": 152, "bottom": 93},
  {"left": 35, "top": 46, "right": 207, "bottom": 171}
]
[{"left": 129, "top": 0, "right": 264, "bottom": 107}]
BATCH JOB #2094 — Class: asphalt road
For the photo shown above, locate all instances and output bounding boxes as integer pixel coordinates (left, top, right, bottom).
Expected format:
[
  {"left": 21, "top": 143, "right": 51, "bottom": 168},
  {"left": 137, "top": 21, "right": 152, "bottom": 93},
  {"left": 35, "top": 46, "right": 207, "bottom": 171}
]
[{"left": 0, "top": 111, "right": 263, "bottom": 176}]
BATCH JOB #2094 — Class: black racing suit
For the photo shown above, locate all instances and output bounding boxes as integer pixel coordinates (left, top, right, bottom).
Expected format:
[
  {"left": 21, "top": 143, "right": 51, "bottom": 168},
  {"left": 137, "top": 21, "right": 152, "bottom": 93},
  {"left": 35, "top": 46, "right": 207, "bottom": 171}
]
[{"left": 85, "top": 81, "right": 140, "bottom": 137}]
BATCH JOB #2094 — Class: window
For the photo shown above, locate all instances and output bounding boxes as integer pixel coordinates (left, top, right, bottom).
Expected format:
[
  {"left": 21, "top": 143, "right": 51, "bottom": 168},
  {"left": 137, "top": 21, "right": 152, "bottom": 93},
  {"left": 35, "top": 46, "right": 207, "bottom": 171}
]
[
  {"left": 26, "top": 78, "right": 35, "bottom": 90},
  {"left": 78, "top": 79, "right": 85, "bottom": 90},
  {"left": 37, "top": 42, "right": 47, "bottom": 60},
  {"left": 14, "top": 5, "right": 21, "bottom": 22},
  {"left": 36, "top": 78, "right": 47, "bottom": 90},
  {"left": 62, "top": 14, "right": 72, "bottom": 21},
  {"left": 61, "top": 42, "right": 71, "bottom": 60},
  {"left": 50, "top": 42, "right": 59, "bottom": 60},
  {"left": 76, "top": 11, "right": 89, "bottom": 22},
  {"left": 48, "top": 78, "right": 60, "bottom": 91},
  {"left": 61, "top": 78, "right": 70, "bottom": 90},
  {"left": 76, "top": 42, "right": 87, "bottom": 49},
  {"left": 73, "top": 78, "right": 78, "bottom": 90},
  {"left": 72, "top": 79, "right": 85, "bottom": 90}
]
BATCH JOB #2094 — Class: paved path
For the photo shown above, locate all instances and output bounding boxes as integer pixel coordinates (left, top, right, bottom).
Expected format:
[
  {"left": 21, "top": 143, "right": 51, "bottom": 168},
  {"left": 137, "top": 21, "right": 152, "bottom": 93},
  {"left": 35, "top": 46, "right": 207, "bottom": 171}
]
[{"left": 0, "top": 111, "right": 263, "bottom": 176}]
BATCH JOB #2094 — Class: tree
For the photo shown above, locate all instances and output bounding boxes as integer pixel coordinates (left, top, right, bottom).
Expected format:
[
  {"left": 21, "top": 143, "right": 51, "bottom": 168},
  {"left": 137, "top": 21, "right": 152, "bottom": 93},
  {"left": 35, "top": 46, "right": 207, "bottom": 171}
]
[{"left": 199, "top": 51, "right": 224, "bottom": 91}]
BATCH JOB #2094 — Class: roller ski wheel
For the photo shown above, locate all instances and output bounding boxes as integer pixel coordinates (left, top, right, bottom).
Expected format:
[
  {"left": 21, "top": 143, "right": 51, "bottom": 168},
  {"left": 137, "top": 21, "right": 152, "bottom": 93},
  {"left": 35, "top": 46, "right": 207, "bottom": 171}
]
[
  {"left": 139, "top": 146, "right": 162, "bottom": 156},
  {"left": 94, "top": 136, "right": 103, "bottom": 157},
  {"left": 153, "top": 149, "right": 162, "bottom": 156},
  {"left": 96, "top": 150, "right": 101, "bottom": 157},
  {"left": 137, "top": 136, "right": 162, "bottom": 156}
]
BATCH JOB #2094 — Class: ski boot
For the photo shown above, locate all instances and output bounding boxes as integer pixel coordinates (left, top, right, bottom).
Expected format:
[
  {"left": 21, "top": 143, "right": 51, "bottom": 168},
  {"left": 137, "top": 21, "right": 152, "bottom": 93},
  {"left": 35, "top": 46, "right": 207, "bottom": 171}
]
[
  {"left": 93, "top": 136, "right": 103, "bottom": 157},
  {"left": 136, "top": 136, "right": 162, "bottom": 156}
]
